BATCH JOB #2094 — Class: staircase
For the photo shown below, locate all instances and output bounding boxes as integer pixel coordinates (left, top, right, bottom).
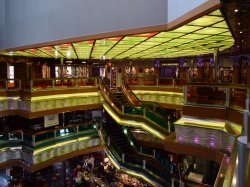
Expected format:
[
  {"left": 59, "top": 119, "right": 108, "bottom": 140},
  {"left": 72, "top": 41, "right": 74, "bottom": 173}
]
[{"left": 109, "top": 92, "right": 131, "bottom": 111}]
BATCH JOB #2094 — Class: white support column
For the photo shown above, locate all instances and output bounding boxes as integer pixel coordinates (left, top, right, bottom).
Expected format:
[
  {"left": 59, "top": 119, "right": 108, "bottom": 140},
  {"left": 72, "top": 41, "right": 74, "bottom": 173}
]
[{"left": 238, "top": 136, "right": 250, "bottom": 187}]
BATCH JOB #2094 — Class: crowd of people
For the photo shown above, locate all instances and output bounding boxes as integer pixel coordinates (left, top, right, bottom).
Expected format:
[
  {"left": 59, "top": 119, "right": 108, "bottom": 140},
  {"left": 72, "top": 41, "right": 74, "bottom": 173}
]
[
  {"left": 72, "top": 154, "right": 149, "bottom": 187},
  {"left": 73, "top": 155, "right": 95, "bottom": 187}
]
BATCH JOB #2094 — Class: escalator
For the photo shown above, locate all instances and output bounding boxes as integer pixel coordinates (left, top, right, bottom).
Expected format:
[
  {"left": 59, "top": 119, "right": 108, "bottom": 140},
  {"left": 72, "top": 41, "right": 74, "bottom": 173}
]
[
  {"left": 99, "top": 79, "right": 171, "bottom": 140},
  {"left": 101, "top": 112, "right": 176, "bottom": 187}
]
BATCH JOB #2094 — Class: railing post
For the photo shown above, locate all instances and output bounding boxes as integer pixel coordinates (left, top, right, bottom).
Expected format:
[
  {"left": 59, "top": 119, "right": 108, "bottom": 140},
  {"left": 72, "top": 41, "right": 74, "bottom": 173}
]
[
  {"left": 76, "top": 125, "right": 79, "bottom": 134},
  {"left": 32, "top": 135, "right": 35, "bottom": 146},
  {"left": 95, "top": 78, "right": 98, "bottom": 86},
  {"left": 5, "top": 80, "right": 8, "bottom": 91},
  {"left": 122, "top": 154, "right": 125, "bottom": 163},
  {"left": 143, "top": 159, "right": 146, "bottom": 169},
  {"left": 19, "top": 80, "right": 21, "bottom": 90},
  {"left": 21, "top": 131, "right": 23, "bottom": 141},
  {"left": 168, "top": 121, "right": 171, "bottom": 133},
  {"left": 52, "top": 79, "right": 55, "bottom": 89},
  {"left": 62, "top": 112, "right": 65, "bottom": 127},
  {"left": 172, "top": 78, "right": 175, "bottom": 88},
  {"left": 153, "top": 150, "right": 156, "bottom": 158},
  {"left": 246, "top": 89, "right": 250, "bottom": 111},
  {"left": 75, "top": 78, "right": 78, "bottom": 88},
  {"left": 30, "top": 80, "right": 33, "bottom": 91},
  {"left": 54, "top": 129, "right": 56, "bottom": 139},
  {"left": 183, "top": 85, "right": 187, "bottom": 104},
  {"left": 107, "top": 136, "right": 110, "bottom": 146},
  {"left": 225, "top": 87, "right": 230, "bottom": 108},
  {"left": 122, "top": 105, "right": 125, "bottom": 114},
  {"left": 156, "top": 78, "right": 159, "bottom": 86},
  {"left": 143, "top": 108, "right": 146, "bottom": 117}
]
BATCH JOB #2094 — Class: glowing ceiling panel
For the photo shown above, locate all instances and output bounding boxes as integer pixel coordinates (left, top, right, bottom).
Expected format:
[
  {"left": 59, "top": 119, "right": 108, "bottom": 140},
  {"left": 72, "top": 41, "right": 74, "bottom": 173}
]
[
  {"left": 38, "top": 46, "right": 64, "bottom": 58},
  {"left": 7, "top": 9, "right": 234, "bottom": 60},
  {"left": 73, "top": 40, "right": 94, "bottom": 59},
  {"left": 54, "top": 44, "right": 77, "bottom": 59}
]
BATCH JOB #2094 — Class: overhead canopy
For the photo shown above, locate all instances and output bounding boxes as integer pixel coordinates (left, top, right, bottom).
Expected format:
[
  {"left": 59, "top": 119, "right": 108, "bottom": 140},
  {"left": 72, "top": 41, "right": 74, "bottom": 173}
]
[{"left": 2, "top": 9, "right": 234, "bottom": 60}]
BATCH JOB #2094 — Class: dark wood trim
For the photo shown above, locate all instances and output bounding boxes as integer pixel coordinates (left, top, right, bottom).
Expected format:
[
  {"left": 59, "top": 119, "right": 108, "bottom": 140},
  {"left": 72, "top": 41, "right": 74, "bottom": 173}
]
[
  {"left": 158, "top": 103, "right": 183, "bottom": 110},
  {"left": 0, "top": 110, "right": 15, "bottom": 117},
  {"left": 138, "top": 140, "right": 224, "bottom": 163},
  {"left": 183, "top": 105, "right": 227, "bottom": 120},
  {"left": 227, "top": 108, "right": 243, "bottom": 125},
  {"left": 5, "top": 0, "right": 220, "bottom": 51},
  {"left": 0, "top": 91, "right": 7, "bottom": 96}
]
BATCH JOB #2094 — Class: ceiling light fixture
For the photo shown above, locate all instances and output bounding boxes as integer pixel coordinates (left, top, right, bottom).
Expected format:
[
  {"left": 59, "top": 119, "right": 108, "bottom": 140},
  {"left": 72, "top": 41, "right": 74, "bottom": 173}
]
[
  {"left": 55, "top": 50, "right": 59, "bottom": 57},
  {"left": 67, "top": 50, "right": 71, "bottom": 57},
  {"left": 234, "top": 9, "right": 238, "bottom": 13}
]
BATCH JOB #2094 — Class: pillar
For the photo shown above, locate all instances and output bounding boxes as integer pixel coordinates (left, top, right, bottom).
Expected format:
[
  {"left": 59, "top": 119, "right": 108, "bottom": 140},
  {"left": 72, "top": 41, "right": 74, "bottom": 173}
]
[
  {"left": 232, "top": 65, "right": 240, "bottom": 84},
  {"left": 197, "top": 66, "right": 204, "bottom": 80},
  {"left": 232, "top": 57, "right": 241, "bottom": 84},
  {"left": 214, "top": 48, "right": 219, "bottom": 82},
  {"left": 179, "top": 67, "right": 187, "bottom": 85},
  {"left": 60, "top": 58, "right": 64, "bottom": 78},
  {"left": 0, "top": 62, "right": 7, "bottom": 79},
  {"left": 246, "top": 59, "right": 250, "bottom": 85},
  {"left": 237, "top": 136, "right": 250, "bottom": 187}
]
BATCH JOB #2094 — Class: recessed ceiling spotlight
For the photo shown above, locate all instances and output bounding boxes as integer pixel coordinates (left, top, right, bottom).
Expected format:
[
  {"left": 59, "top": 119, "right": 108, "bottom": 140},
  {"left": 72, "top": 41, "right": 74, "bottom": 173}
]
[
  {"left": 238, "top": 22, "right": 241, "bottom": 25},
  {"left": 82, "top": 61, "right": 86, "bottom": 64},
  {"left": 234, "top": 9, "right": 238, "bottom": 12},
  {"left": 240, "top": 31, "right": 243, "bottom": 34}
]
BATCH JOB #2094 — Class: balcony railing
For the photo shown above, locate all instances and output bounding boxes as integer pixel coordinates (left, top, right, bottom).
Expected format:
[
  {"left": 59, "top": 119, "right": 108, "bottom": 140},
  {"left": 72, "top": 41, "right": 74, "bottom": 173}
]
[
  {"left": 124, "top": 77, "right": 187, "bottom": 87},
  {"left": 184, "top": 83, "right": 250, "bottom": 110},
  {"left": 22, "top": 77, "right": 98, "bottom": 91}
]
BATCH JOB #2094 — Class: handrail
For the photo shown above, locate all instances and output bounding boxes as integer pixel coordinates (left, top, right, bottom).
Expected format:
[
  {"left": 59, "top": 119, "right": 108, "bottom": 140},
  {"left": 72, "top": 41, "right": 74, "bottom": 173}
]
[
  {"left": 214, "top": 154, "right": 228, "bottom": 187},
  {"left": 100, "top": 128, "right": 166, "bottom": 187},
  {"left": 122, "top": 80, "right": 141, "bottom": 106},
  {"left": 122, "top": 80, "right": 171, "bottom": 131},
  {"left": 185, "top": 82, "right": 250, "bottom": 90},
  {"left": 99, "top": 79, "right": 169, "bottom": 140}
]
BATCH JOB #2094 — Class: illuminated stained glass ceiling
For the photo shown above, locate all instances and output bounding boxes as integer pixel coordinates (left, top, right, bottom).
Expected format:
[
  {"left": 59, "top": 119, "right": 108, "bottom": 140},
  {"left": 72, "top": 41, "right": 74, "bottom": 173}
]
[{"left": 3, "top": 9, "right": 234, "bottom": 59}]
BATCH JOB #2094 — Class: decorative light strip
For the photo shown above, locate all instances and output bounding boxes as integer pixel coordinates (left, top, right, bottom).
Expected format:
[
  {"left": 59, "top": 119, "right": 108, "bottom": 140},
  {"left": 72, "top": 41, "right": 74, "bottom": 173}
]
[{"left": 102, "top": 103, "right": 166, "bottom": 140}]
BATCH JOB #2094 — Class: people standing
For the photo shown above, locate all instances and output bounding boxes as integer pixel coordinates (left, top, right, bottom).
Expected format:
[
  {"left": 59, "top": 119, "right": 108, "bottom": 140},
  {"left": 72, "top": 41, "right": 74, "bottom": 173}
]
[
  {"left": 73, "top": 164, "right": 84, "bottom": 186},
  {"left": 87, "top": 155, "right": 95, "bottom": 172}
]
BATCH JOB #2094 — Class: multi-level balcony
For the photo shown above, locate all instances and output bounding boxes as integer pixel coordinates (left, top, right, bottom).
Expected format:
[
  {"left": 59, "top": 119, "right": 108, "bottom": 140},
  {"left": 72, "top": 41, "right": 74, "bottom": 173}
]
[{"left": 0, "top": 77, "right": 245, "bottom": 186}]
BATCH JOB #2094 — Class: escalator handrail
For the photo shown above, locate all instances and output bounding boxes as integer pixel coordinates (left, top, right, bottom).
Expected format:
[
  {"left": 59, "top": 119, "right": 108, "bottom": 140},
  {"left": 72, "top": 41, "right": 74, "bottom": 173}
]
[{"left": 99, "top": 79, "right": 169, "bottom": 139}]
